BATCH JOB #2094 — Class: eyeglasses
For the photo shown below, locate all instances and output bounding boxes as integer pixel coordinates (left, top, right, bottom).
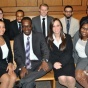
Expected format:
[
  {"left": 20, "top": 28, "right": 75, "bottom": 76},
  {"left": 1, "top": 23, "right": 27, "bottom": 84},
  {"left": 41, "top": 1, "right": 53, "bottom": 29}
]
[
  {"left": 65, "top": 11, "right": 72, "bottom": 13},
  {"left": 82, "top": 27, "right": 88, "bottom": 30}
]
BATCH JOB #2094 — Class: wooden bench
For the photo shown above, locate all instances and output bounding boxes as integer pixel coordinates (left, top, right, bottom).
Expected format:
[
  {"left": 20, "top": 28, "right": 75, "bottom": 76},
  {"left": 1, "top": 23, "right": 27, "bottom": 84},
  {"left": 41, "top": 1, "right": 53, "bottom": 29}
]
[{"left": 10, "top": 40, "right": 56, "bottom": 88}]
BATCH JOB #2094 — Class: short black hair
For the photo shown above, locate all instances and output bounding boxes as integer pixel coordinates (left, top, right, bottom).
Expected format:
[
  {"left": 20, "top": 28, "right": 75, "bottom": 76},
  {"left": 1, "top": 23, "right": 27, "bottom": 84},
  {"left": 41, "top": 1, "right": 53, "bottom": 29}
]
[
  {"left": 16, "top": 9, "right": 24, "bottom": 16},
  {"left": 64, "top": 5, "right": 73, "bottom": 12},
  {"left": 21, "top": 17, "right": 32, "bottom": 24}
]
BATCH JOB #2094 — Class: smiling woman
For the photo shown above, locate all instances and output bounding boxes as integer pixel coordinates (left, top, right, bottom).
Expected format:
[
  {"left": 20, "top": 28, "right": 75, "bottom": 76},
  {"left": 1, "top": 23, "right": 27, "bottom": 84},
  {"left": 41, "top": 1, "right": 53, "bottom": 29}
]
[{"left": 73, "top": 19, "right": 88, "bottom": 88}]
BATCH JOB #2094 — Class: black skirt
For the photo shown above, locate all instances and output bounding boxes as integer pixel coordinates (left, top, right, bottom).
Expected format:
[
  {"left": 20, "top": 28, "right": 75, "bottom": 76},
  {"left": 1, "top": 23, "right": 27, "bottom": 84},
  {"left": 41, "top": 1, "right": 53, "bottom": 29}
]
[
  {"left": 0, "top": 61, "right": 8, "bottom": 77},
  {"left": 53, "top": 62, "right": 75, "bottom": 81}
]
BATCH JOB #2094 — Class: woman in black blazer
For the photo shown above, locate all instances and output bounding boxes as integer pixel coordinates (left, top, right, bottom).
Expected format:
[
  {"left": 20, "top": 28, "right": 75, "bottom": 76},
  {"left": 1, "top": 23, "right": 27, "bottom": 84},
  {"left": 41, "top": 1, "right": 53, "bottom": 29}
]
[
  {"left": 0, "top": 20, "right": 17, "bottom": 88},
  {"left": 47, "top": 18, "right": 75, "bottom": 88}
]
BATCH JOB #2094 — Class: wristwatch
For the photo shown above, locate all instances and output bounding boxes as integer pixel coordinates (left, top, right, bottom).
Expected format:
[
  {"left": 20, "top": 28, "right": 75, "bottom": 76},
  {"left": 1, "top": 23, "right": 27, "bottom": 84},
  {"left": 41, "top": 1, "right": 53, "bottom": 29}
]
[{"left": 42, "top": 59, "right": 48, "bottom": 62}]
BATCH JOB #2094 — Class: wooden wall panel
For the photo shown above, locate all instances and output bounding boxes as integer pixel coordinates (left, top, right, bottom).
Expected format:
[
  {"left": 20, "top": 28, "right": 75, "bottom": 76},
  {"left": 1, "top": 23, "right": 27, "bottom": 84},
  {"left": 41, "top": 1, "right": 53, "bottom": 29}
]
[
  {"left": 43, "top": 0, "right": 62, "bottom": 6},
  {"left": 63, "top": 0, "right": 81, "bottom": 5},
  {"left": 17, "top": 0, "right": 38, "bottom": 6},
  {"left": 0, "top": 0, "right": 16, "bottom": 6},
  {"left": 0, "top": 0, "right": 87, "bottom": 20}
]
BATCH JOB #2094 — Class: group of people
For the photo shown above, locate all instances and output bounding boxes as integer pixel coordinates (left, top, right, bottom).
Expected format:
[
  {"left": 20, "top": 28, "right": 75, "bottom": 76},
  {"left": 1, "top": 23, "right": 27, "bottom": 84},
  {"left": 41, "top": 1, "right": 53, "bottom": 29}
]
[{"left": 0, "top": 3, "right": 88, "bottom": 88}]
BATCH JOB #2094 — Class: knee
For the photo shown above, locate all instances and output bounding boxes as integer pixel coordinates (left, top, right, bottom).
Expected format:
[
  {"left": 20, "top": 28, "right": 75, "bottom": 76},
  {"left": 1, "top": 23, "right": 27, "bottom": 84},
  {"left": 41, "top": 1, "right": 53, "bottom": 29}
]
[
  {"left": 75, "top": 70, "right": 83, "bottom": 81},
  {"left": 1, "top": 74, "right": 10, "bottom": 83},
  {"left": 66, "top": 76, "right": 75, "bottom": 83},
  {"left": 10, "top": 72, "right": 17, "bottom": 81},
  {"left": 58, "top": 76, "right": 67, "bottom": 84}
]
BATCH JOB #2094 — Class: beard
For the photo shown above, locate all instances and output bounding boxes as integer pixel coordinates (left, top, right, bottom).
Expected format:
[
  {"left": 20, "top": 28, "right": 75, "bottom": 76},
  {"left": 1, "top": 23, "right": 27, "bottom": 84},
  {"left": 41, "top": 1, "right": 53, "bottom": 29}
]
[{"left": 64, "top": 14, "right": 72, "bottom": 19}]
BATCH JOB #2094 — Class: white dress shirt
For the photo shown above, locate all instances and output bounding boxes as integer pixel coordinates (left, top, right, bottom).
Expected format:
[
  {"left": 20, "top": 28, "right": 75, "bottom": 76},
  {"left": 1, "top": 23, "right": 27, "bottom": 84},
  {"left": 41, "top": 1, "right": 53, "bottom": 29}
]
[
  {"left": 23, "top": 32, "right": 38, "bottom": 60},
  {"left": 1, "top": 43, "right": 9, "bottom": 59}
]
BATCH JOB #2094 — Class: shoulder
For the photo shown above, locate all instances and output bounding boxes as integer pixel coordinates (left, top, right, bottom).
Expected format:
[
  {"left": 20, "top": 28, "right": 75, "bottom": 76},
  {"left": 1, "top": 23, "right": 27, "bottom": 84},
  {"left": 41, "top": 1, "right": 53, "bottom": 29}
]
[
  {"left": 60, "top": 17, "right": 65, "bottom": 20},
  {"left": 47, "top": 15, "right": 53, "bottom": 19},
  {"left": 3, "top": 18, "right": 10, "bottom": 22},
  {"left": 71, "top": 17, "right": 79, "bottom": 22},
  {"left": 32, "top": 16, "right": 40, "bottom": 20}
]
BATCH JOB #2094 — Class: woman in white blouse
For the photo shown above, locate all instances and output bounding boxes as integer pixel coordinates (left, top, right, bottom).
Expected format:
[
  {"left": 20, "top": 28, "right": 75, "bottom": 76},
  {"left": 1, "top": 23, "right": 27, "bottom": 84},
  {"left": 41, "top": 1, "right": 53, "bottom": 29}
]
[
  {"left": 0, "top": 20, "right": 17, "bottom": 88},
  {"left": 73, "top": 19, "right": 88, "bottom": 88}
]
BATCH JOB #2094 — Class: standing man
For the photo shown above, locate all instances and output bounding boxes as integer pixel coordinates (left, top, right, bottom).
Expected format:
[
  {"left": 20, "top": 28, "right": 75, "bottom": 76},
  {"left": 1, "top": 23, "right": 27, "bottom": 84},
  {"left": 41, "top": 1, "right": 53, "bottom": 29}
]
[
  {"left": 14, "top": 17, "right": 52, "bottom": 88},
  {"left": 60, "top": 5, "right": 79, "bottom": 38},
  {"left": 0, "top": 8, "right": 10, "bottom": 39},
  {"left": 10, "top": 10, "right": 24, "bottom": 40},
  {"left": 32, "top": 3, "right": 53, "bottom": 37}
]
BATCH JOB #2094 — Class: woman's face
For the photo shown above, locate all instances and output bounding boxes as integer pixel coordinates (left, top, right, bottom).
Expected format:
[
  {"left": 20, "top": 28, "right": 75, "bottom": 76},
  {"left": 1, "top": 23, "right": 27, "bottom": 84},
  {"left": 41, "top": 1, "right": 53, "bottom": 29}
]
[
  {"left": 81, "top": 23, "right": 88, "bottom": 39},
  {"left": 0, "top": 22, "right": 5, "bottom": 35},
  {"left": 52, "top": 20, "right": 62, "bottom": 34}
]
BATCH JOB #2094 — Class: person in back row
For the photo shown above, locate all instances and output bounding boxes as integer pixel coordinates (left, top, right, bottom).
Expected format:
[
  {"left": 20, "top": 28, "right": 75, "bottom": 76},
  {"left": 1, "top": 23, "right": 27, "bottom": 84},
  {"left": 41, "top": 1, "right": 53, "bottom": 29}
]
[
  {"left": 10, "top": 10, "right": 24, "bottom": 40},
  {"left": 0, "top": 8, "right": 10, "bottom": 39},
  {"left": 60, "top": 5, "right": 79, "bottom": 38},
  {"left": 32, "top": 3, "right": 53, "bottom": 37}
]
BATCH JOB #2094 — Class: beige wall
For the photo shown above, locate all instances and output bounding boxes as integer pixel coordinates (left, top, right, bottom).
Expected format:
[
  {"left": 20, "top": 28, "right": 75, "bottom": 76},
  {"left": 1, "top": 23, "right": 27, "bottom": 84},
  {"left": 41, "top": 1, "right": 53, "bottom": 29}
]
[{"left": 1, "top": 0, "right": 88, "bottom": 20}]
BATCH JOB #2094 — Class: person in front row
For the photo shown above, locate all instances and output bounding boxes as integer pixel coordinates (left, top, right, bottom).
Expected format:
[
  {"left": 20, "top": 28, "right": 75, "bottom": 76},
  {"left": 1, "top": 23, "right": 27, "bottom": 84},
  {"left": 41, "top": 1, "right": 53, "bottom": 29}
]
[
  {"left": 0, "top": 20, "right": 17, "bottom": 88},
  {"left": 14, "top": 17, "right": 52, "bottom": 88},
  {"left": 73, "top": 19, "right": 88, "bottom": 88},
  {"left": 47, "top": 18, "right": 76, "bottom": 88}
]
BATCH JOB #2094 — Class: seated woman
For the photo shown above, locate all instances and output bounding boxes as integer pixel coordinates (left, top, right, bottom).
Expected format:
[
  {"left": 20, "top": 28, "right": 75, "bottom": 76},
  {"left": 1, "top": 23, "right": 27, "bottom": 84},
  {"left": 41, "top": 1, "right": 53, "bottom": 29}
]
[
  {"left": 0, "top": 20, "right": 17, "bottom": 88},
  {"left": 47, "top": 18, "right": 76, "bottom": 88},
  {"left": 73, "top": 19, "right": 88, "bottom": 88}
]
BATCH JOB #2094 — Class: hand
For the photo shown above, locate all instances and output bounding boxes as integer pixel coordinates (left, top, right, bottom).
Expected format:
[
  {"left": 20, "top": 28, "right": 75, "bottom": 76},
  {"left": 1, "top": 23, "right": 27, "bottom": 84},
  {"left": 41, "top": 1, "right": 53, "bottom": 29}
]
[
  {"left": 53, "top": 62, "right": 62, "bottom": 69},
  {"left": 38, "top": 61, "right": 49, "bottom": 72},
  {"left": 20, "top": 67, "right": 28, "bottom": 78},
  {"left": 6, "top": 63, "right": 14, "bottom": 75}
]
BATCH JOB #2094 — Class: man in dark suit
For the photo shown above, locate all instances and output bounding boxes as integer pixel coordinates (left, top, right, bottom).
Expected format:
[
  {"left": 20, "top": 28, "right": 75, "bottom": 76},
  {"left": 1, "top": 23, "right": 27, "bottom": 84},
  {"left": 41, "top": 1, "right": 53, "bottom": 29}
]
[
  {"left": 14, "top": 17, "right": 52, "bottom": 88},
  {"left": 10, "top": 10, "right": 24, "bottom": 40},
  {"left": 32, "top": 3, "right": 53, "bottom": 37},
  {"left": 0, "top": 8, "right": 10, "bottom": 39}
]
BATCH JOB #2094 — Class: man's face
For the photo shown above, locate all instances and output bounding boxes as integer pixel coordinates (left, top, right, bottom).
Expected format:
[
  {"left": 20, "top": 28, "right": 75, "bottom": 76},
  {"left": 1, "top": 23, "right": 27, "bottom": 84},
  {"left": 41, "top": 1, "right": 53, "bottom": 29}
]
[
  {"left": 22, "top": 20, "right": 32, "bottom": 35},
  {"left": 16, "top": 11, "right": 24, "bottom": 23},
  {"left": 63, "top": 8, "right": 73, "bottom": 19},
  {"left": 39, "top": 6, "right": 48, "bottom": 17}
]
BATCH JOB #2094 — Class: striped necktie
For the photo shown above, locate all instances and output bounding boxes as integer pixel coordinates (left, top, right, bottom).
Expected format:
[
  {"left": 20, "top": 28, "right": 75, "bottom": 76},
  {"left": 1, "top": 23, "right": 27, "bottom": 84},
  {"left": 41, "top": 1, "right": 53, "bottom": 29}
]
[{"left": 25, "top": 37, "right": 31, "bottom": 69}]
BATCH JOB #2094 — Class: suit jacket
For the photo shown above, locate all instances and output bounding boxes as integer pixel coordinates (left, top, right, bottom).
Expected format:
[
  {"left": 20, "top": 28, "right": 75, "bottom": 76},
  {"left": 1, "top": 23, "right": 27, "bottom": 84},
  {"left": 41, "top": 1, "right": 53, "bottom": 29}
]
[
  {"left": 32, "top": 15, "right": 53, "bottom": 36},
  {"left": 0, "top": 35, "right": 13, "bottom": 64},
  {"left": 73, "top": 31, "right": 88, "bottom": 64},
  {"left": 3, "top": 18, "right": 10, "bottom": 39},
  {"left": 10, "top": 20, "right": 21, "bottom": 40},
  {"left": 14, "top": 31, "right": 49, "bottom": 69},
  {"left": 60, "top": 17, "right": 79, "bottom": 37}
]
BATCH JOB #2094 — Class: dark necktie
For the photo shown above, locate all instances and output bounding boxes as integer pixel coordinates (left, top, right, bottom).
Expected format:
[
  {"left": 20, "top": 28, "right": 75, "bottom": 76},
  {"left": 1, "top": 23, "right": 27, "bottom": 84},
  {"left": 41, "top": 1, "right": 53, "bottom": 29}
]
[
  {"left": 66, "top": 20, "right": 70, "bottom": 34},
  {"left": 18, "top": 23, "right": 21, "bottom": 32},
  {"left": 42, "top": 18, "right": 45, "bottom": 37},
  {"left": 25, "top": 37, "right": 31, "bottom": 69}
]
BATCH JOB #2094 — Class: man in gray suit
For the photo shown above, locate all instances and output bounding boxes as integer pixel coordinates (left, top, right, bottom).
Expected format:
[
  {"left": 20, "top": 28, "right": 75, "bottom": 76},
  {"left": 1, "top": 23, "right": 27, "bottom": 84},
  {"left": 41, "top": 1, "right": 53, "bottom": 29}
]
[
  {"left": 32, "top": 3, "right": 53, "bottom": 37},
  {"left": 60, "top": 5, "right": 79, "bottom": 38},
  {"left": 14, "top": 17, "right": 52, "bottom": 88}
]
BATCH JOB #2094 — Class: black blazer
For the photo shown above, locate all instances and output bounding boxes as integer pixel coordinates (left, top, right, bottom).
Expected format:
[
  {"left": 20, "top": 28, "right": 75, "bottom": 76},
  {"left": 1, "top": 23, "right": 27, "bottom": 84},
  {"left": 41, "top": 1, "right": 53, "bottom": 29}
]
[
  {"left": 48, "top": 34, "right": 74, "bottom": 67},
  {"left": 3, "top": 18, "right": 10, "bottom": 39},
  {"left": 10, "top": 20, "right": 21, "bottom": 40},
  {"left": 0, "top": 35, "right": 13, "bottom": 63},
  {"left": 14, "top": 31, "right": 49, "bottom": 68}
]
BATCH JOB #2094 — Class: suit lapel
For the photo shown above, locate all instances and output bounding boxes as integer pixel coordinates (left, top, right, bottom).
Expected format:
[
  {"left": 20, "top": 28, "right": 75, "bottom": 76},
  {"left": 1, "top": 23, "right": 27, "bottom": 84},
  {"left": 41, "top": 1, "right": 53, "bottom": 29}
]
[{"left": 20, "top": 34, "right": 26, "bottom": 59}]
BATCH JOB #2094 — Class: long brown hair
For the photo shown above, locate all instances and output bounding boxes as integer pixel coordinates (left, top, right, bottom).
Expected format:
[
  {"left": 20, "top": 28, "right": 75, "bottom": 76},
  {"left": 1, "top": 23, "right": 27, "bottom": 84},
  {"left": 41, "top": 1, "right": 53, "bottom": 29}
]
[{"left": 47, "top": 18, "right": 66, "bottom": 51}]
